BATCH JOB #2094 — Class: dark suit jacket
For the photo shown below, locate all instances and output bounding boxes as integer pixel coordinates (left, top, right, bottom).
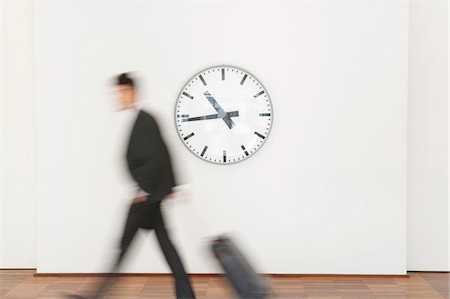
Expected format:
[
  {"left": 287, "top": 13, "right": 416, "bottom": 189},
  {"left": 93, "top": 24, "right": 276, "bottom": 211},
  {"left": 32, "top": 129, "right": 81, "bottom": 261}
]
[{"left": 126, "top": 109, "right": 176, "bottom": 205}]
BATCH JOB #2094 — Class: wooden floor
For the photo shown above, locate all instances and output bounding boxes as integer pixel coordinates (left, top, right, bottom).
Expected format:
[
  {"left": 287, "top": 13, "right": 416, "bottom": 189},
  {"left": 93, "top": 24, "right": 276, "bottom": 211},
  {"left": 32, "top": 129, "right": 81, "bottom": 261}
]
[{"left": 0, "top": 270, "right": 448, "bottom": 298}]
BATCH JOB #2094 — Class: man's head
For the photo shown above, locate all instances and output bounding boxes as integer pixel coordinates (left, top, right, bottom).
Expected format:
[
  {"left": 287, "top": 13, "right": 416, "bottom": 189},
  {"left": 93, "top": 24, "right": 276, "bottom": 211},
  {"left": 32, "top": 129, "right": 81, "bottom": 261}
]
[{"left": 115, "top": 72, "right": 136, "bottom": 110}]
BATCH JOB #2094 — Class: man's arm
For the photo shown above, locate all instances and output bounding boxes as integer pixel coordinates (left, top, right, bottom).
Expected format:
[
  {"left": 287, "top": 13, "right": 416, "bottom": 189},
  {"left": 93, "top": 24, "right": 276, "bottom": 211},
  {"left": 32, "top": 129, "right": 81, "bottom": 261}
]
[{"left": 129, "top": 113, "right": 166, "bottom": 195}]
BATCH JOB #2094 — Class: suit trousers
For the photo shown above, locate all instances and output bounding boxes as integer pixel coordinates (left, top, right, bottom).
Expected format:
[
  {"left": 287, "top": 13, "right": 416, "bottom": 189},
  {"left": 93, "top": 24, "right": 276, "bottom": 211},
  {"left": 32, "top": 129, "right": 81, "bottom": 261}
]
[{"left": 97, "top": 201, "right": 196, "bottom": 299}]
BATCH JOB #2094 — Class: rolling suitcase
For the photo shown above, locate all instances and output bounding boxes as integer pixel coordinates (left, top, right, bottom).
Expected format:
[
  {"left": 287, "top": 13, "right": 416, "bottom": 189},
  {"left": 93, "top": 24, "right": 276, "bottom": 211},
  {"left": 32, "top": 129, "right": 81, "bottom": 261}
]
[{"left": 211, "top": 235, "right": 271, "bottom": 299}]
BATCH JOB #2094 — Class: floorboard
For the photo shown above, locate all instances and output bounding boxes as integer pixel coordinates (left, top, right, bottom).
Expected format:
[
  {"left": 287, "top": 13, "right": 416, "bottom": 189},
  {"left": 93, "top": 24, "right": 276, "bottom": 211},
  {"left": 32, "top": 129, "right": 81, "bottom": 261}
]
[{"left": 0, "top": 270, "right": 448, "bottom": 298}]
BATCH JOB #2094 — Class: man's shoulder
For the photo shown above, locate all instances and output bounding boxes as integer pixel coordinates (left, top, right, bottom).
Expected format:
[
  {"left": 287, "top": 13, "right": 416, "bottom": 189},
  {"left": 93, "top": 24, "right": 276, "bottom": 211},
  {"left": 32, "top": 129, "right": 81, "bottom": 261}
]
[
  {"left": 138, "top": 109, "right": 155, "bottom": 122},
  {"left": 137, "top": 109, "right": 159, "bottom": 129}
]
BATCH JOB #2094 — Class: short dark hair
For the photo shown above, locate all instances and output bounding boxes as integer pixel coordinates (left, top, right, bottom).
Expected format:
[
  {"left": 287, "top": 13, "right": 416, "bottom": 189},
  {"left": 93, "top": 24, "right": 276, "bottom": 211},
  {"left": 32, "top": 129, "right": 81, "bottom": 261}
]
[{"left": 116, "top": 72, "right": 135, "bottom": 88}]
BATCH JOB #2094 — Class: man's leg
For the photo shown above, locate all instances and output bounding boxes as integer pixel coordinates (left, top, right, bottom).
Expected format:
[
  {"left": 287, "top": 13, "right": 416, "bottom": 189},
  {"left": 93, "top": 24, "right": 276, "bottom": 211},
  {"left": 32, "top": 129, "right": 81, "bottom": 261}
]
[
  {"left": 114, "top": 203, "right": 142, "bottom": 269},
  {"left": 93, "top": 203, "right": 142, "bottom": 297},
  {"left": 154, "top": 207, "right": 196, "bottom": 299}
]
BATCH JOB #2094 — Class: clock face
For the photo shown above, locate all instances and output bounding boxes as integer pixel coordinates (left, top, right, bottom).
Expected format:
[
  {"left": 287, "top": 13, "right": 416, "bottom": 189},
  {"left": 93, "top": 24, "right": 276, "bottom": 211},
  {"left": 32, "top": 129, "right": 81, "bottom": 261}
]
[{"left": 175, "top": 65, "right": 273, "bottom": 164}]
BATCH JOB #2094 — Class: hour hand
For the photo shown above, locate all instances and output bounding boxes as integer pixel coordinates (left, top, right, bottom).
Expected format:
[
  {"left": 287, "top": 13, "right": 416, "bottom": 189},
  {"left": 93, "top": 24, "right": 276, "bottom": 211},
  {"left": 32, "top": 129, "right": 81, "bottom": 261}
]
[
  {"left": 222, "top": 111, "right": 239, "bottom": 129},
  {"left": 204, "top": 91, "right": 226, "bottom": 118}
]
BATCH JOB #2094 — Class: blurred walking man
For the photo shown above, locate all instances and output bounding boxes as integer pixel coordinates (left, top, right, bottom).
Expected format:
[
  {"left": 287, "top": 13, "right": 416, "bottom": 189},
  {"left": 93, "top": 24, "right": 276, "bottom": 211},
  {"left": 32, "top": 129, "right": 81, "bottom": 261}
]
[{"left": 69, "top": 73, "right": 196, "bottom": 299}]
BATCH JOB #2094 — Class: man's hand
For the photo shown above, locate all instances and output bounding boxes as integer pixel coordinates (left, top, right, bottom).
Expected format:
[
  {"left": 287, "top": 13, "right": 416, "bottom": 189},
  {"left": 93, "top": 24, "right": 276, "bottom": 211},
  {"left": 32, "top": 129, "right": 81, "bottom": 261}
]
[
  {"left": 164, "top": 192, "right": 178, "bottom": 201},
  {"left": 132, "top": 195, "right": 147, "bottom": 204}
]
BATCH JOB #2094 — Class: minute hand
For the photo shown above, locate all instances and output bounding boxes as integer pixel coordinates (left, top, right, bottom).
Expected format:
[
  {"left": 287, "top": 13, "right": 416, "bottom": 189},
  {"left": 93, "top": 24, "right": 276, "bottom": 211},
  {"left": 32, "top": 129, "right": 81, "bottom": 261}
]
[
  {"left": 182, "top": 111, "right": 239, "bottom": 122},
  {"left": 182, "top": 113, "right": 220, "bottom": 122}
]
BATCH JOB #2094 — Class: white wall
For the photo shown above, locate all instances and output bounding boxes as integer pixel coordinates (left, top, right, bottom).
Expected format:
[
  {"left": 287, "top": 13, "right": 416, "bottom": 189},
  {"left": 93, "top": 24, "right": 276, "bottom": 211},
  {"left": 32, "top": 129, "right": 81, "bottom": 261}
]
[
  {"left": 407, "top": 0, "right": 449, "bottom": 271},
  {"left": 0, "top": 0, "right": 36, "bottom": 268},
  {"left": 3, "top": 0, "right": 447, "bottom": 274},
  {"left": 35, "top": 2, "right": 408, "bottom": 274}
]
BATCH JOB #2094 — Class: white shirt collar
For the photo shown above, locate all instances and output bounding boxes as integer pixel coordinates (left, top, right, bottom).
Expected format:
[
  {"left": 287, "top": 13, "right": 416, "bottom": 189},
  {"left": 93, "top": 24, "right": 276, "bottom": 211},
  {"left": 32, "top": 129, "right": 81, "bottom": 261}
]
[{"left": 124, "top": 103, "right": 141, "bottom": 116}]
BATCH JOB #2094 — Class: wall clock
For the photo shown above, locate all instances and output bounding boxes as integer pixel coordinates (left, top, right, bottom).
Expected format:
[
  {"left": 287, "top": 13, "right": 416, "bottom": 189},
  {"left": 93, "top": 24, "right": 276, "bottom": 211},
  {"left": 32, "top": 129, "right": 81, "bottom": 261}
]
[{"left": 175, "top": 65, "right": 273, "bottom": 164}]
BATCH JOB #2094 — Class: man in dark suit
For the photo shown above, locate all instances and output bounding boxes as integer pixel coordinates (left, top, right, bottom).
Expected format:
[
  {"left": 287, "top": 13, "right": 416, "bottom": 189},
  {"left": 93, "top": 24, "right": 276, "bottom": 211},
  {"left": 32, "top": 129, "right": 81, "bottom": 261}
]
[{"left": 69, "top": 73, "right": 196, "bottom": 299}]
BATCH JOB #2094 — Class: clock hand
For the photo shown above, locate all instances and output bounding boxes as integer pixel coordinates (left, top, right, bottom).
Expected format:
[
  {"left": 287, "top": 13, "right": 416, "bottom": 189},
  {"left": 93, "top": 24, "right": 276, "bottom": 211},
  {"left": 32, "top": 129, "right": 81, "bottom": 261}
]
[
  {"left": 203, "top": 91, "right": 239, "bottom": 129},
  {"left": 226, "top": 111, "right": 239, "bottom": 117},
  {"left": 222, "top": 114, "right": 235, "bottom": 129},
  {"left": 222, "top": 110, "right": 240, "bottom": 129},
  {"left": 181, "top": 111, "right": 239, "bottom": 122},
  {"left": 181, "top": 113, "right": 220, "bottom": 122},
  {"left": 203, "top": 91, "right": 226, "bottom": 118}
]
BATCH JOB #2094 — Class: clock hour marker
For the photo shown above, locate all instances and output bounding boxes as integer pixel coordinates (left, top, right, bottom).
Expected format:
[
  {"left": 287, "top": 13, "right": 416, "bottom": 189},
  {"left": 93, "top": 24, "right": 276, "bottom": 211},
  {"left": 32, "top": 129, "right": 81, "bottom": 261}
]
[
  {"left": 254, "top": 132, "right": 265, "bottom": 139},
  {"left": 240, "top": 74, "right": 248, "bottom": 85},
  {"left": 201, "top": 146, "right": 208, "bottom": 157},
  {"left": 259, "top": 113, "right": 271, "bottom": 117},
  {"left": 241, "top": 145, "right": 249, "bottom": 156},
  {"left": 221, "top": 68, "right": 225, "bottom": 80},
  {"left": 254, "top": 90, "right": 265, "bottom": 98},
  {"left": 183, "top": 132, "right": 195, "bottom": 140},
  {"left": 177, "top": 114, "right": 189, "bottom": 118},
  {"left": 223, "top": 150, "right": 227, "bottom": 162},
  {"left": 182, "top": 92, "right": 193, "bottom": 99},
  {"left": 199, "top": 75, "right": 207, "bottom": 86}
]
